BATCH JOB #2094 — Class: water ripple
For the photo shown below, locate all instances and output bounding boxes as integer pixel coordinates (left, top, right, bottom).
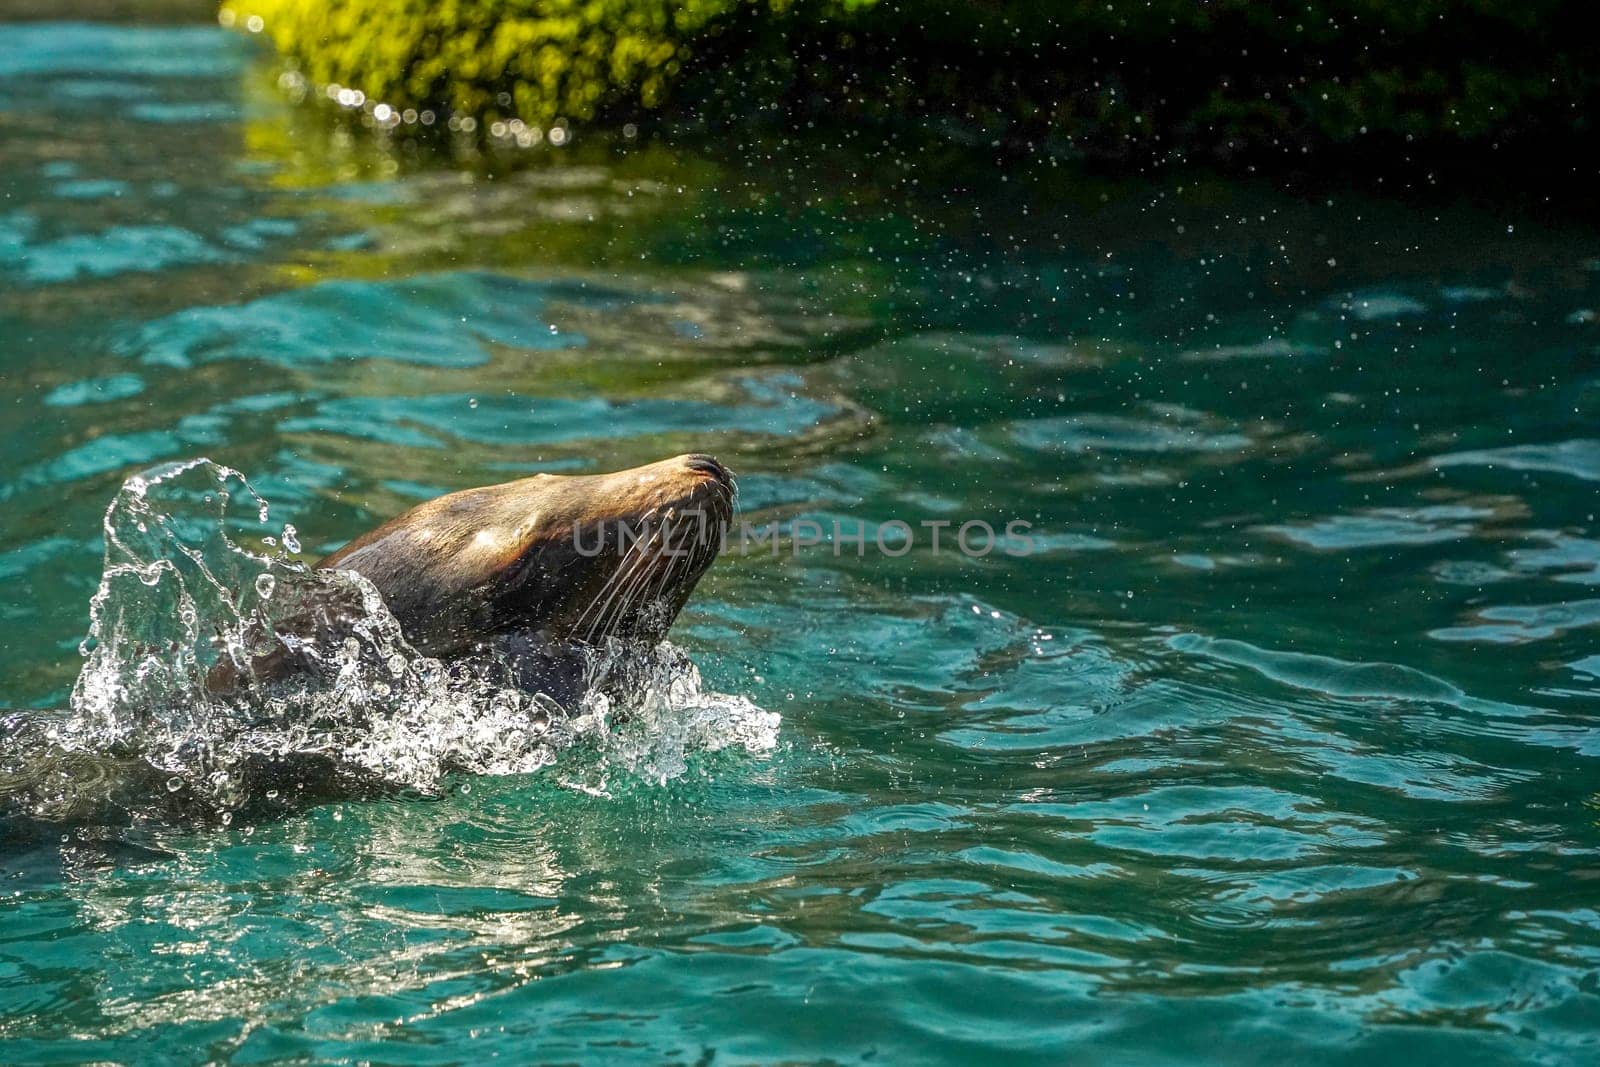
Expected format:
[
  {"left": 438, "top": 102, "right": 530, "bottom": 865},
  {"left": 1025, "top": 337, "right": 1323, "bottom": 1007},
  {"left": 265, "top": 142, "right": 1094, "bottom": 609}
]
[{"left": 117, "top": 273, "right": 590, "bottom": 369}]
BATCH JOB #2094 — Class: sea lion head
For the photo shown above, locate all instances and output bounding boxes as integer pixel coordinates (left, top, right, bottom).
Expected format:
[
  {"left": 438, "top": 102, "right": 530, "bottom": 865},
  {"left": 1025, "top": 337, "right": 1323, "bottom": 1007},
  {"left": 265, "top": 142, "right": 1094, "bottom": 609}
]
[{"left": 319, "top": 454, "right": 736, "bottom": 657}]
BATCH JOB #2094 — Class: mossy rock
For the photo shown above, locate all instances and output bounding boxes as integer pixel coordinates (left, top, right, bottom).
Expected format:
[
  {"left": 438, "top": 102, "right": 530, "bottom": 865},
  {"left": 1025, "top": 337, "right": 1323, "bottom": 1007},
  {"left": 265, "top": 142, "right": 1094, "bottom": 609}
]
[
  {"left": 223, "top": 0, "right": 1599, "bottom": 170},
  {"left": 225, "top": 0, "right": 785, "bottom": 128}
]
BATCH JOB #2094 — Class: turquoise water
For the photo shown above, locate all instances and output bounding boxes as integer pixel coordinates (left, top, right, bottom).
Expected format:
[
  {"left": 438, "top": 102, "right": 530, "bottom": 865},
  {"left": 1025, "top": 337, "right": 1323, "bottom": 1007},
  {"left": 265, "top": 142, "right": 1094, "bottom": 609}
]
[{"left": 4, "top": 21, "right": 1600, "bottom": 1064}]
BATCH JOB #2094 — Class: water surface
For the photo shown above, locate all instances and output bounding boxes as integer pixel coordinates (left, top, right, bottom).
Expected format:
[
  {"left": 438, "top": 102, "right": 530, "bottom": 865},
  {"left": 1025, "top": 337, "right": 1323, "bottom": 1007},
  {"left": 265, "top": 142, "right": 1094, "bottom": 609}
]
[{"left": 2, "top": 22, "right": 1600, "bottom": 1065}]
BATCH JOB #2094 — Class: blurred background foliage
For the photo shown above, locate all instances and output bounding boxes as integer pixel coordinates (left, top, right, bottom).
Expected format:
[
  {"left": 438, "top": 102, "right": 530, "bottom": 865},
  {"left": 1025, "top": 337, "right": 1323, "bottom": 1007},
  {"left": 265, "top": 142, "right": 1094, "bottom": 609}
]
[{"left": 216, "top": 0, "right": 1596, "bottom": 174}]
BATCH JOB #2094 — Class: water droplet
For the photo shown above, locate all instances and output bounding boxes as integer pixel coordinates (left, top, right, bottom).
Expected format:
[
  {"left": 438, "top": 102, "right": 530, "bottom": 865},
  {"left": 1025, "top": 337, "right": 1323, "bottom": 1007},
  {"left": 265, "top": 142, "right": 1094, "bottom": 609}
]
[
  {"left": 282, "top": 524, "right": 300, "bottom": 553},
  {"left": 468, "top": 397, "right": 479, "bottom": 409},
  {"left": 167, "top": 776, "right": 183, "bottom": 792},
  {"left": 255, "top": 573, "right": 276, "bottom": 600}
]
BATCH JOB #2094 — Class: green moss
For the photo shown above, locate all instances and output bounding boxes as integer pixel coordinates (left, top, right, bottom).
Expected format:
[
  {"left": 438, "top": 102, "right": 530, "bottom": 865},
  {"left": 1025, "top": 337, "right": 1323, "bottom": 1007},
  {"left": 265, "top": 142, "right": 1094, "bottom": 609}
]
[
  {"left": 226, "top": 0, "right": 779, "bottom": 126},
  {"left": 223, "top": 0, "right": 1598, "bottom": 169}
]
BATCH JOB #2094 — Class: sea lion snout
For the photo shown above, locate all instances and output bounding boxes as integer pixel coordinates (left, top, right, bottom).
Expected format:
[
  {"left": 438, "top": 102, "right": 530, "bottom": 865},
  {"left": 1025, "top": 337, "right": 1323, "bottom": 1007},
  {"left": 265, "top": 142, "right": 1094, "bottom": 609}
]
[
  {"left": 682, "top": 453, "right": 732, "bottom": 487},
  {"left": 609, "top": 452, "right": 733, "bottom": 504},
  {"left": 595, "top": 453, "right": 734, "bottom": 528}
]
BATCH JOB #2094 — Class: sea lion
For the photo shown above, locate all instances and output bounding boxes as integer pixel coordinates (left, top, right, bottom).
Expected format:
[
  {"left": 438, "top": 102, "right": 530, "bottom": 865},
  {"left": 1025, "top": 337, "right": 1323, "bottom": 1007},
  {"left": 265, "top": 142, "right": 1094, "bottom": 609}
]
[
  {"left": 1, "top": 454, "right": 737, "bottom": 829},
  {"left": 210, "top": 452, "right": 737, "bottom": 704},
  {"left": 323, "top": 452, "right": 734, "bottom": 655}
]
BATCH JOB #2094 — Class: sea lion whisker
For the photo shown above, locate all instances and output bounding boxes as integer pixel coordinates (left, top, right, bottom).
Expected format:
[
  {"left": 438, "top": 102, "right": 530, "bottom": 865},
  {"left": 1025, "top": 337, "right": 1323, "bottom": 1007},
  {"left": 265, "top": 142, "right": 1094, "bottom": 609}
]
[
  {"left": 575, "top": 530, "right": 655, "bottom": 639},
  {"left": 672, "top": 527, "right": 714, "bottom": 600},
  {"left": 722, "top": 470, "right": 741, "bottom": 529},
  {"left": 605, "top": 552, "right": 668, "bottom": 642},
  {"left": 570, "top": 525, "right": 651, "bottom": 638},
  {"left": 627, "top": 554, "right": 687, "bottom": 642},
  {"left": 628, "top": 516, "right": 697, "bottom": 616},
  {"left": 615, "top": 516, "right": 703, "bottom": 640},
  {"left": 581, "top": 520, "right": 669, "bottom": 643},
  {"left": 581, "top": 511, "right": 664, "bottom": 615},
  {"left": 648, "top": 524, "right": 700, "bottom": 608},
  {"left": 592, "top": 537, "right": 659, "bottom": 639},
  {"left": 595, "top": 557, "right": 662, "bottom": 643}
]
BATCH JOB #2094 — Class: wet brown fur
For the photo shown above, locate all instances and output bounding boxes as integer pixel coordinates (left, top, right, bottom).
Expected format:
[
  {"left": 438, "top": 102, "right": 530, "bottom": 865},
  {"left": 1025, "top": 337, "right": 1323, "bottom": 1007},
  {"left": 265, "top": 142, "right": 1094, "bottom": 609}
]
[{"left": 318, "top": 453, "right": 735, "bottom": 658}]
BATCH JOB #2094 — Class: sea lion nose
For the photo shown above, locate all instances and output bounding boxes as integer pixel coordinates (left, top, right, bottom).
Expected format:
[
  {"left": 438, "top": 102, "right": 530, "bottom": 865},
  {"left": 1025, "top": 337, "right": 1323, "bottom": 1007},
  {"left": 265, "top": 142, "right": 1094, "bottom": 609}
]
[{"left": 682, "top": 453, "right": 731, "bottom": 486}]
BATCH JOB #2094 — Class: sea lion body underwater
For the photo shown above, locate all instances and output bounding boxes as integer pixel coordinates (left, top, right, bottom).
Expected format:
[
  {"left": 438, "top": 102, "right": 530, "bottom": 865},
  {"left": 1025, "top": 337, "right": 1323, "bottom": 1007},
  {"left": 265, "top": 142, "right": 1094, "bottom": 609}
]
[{"left": 219, "top": 452, "right": 738, "bottom": 704}]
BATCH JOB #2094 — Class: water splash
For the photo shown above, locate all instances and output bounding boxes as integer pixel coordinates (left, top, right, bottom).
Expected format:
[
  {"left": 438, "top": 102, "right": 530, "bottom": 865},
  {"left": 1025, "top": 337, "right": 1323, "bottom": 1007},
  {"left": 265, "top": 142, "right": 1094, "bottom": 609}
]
[{"left": 19, "top": 459, "right": 775, "bottom": 823}]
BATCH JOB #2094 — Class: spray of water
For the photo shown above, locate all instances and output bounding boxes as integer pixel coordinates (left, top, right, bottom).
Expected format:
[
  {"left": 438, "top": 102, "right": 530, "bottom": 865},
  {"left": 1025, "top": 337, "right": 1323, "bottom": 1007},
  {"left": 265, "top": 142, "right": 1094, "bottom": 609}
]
[{"left": 12, "top": 459, "right": 775, "bottom": 825}]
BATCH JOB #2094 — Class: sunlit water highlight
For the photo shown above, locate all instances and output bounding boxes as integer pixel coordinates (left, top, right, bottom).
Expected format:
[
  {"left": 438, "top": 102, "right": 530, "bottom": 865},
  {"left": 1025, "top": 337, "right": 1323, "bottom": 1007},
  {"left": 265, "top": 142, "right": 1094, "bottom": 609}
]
[{"left": 2, "top": 20, "right": 1599, "bottom": 1066}]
